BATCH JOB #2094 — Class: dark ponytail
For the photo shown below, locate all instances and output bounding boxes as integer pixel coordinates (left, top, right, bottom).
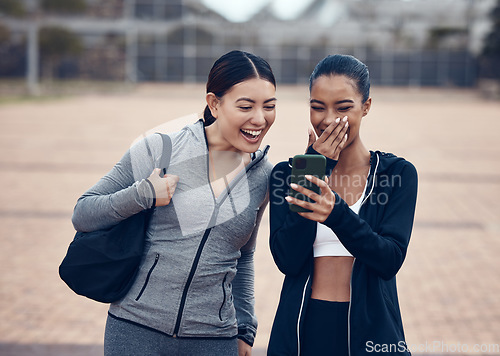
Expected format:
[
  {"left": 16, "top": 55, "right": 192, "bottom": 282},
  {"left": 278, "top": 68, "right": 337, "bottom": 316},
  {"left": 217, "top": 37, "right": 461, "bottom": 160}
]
[
  {"left": 203, "top": 50, "right": 276, "bottom": 126},
  {"left": 309, "top": 54, "right": 370, "bottom": 103},
  {"left": 203, "top": 105, "right": 215, "bottom": 126}
]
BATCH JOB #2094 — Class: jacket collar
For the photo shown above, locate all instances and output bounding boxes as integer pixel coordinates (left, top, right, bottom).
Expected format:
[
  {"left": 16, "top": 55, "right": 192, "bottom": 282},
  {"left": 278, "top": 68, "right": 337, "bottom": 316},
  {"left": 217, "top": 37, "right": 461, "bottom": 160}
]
[
  {"left": 363, "top": 151, "right": 406, "bottom": 205},
  {"left": 369, "top": 150, "right": 405, "bottom": 174}
]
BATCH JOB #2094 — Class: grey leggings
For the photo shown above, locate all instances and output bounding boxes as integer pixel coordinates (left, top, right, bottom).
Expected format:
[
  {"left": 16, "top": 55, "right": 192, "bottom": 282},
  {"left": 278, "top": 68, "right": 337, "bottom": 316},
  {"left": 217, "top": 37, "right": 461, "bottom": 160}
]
[{"left": 104, "top": 314, "right": 239, "bottom": 356}]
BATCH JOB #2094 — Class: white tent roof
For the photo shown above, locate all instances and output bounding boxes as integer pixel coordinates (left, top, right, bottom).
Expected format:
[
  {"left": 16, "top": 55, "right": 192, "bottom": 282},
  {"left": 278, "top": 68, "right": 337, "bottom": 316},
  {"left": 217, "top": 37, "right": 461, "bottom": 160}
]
[{"left": 200, "top": 0, "right": 317, "bottom": 23}]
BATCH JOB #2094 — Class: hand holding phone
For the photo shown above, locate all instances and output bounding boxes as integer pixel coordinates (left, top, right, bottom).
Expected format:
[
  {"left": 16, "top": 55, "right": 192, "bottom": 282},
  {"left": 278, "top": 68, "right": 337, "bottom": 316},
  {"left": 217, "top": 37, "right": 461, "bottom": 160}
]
[{"left": 289, "top": 155, "right": 326, "bottom": 213}]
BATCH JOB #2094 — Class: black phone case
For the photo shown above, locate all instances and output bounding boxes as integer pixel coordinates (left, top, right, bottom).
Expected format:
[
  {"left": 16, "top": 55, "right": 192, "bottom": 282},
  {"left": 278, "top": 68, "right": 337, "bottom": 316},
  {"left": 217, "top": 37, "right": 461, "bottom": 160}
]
[{"left": 289, "top": 154, "right": 326, "bottom": 213}]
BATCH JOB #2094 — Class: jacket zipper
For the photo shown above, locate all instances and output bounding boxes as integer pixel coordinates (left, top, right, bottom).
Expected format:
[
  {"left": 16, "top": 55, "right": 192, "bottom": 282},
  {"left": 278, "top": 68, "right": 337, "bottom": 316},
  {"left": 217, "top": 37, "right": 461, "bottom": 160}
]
[
  {"left": 347, "top": 259, "right": 354, "bottom": 356},
  {"left": 296, "top": 275, "right": 310, "bottom": 356},
  {"left": 135, "top": 253, "right": 159, "bottom": 301},
  {"left": 219, "top": 273, "right": 229, "bottom": 321},
  {"left": 295, "top": 152, "right": 379, "bottom": 353},
  {"left": 173, "top": 224, "right": 215, "bottom": 336},
  {"left": 347, "top": 152, "right": 379, "bottom": 355},
  {"left": 172, "top": 147, "right": 269, "bottom": 337}
]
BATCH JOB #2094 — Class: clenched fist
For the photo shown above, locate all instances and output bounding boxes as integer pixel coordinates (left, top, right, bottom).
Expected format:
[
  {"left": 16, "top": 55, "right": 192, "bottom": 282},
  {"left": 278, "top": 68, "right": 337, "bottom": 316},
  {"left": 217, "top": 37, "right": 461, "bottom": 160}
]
[{"left": 146, "top": 168, "right": 179, "bottom": 207}]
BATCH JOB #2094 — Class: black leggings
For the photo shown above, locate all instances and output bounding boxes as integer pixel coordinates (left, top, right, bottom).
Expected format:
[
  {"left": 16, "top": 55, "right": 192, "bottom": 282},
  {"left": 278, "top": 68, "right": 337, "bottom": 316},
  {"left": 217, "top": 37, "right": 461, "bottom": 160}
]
[{"left": 301, "top": 298, "right": 349, "bottom": 356}]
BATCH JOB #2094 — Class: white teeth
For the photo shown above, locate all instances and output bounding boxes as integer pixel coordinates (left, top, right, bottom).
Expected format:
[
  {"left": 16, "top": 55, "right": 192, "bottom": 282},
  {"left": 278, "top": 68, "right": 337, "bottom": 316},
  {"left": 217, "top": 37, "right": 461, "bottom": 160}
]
[{"left": 241, "top": 129, "right": 262, "bottom": 136}]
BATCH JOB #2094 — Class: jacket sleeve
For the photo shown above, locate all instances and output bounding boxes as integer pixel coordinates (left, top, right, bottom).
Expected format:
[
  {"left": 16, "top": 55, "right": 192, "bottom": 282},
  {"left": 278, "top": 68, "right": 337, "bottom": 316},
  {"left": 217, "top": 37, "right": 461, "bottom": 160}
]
[
  {"left": 323, "top": 161, "right": 418, "bottom": 280},
  {"left": 269, "top": 150, "right": 337, "bottom": 276},
  {"left": 269, "top": 162, "right": 317, "bottom": 276},
  {"left": 71, "top": 134, "right": 162, "bottom": 232},
  {"left": 232, "top": 197, "right": 268, "bottom": 347}
]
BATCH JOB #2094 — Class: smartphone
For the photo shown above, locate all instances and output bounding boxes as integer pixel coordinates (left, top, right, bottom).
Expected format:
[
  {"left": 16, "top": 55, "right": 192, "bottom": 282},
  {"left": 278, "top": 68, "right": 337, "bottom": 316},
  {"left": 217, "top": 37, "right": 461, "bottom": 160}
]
[{"left": 289, "top": 154, "right": 326, "bottom": 213}]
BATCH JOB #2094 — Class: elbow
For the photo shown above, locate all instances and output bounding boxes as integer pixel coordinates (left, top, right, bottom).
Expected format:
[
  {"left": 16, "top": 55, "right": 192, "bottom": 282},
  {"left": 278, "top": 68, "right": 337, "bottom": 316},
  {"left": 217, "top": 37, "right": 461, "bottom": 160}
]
[
  {"left": 270, "top": 248, "right": 304, "bottom": 277},
  {"left": 377, "top": 252, "right": 406, "bottom": 281},
  {"left": 379, "top": 267, "right": 400, "bottom": 281},
  {"left": 275, "top": 260, "right": 302, "bottom": 277},
  {"left": 71, "top": 199, "right": 88, "bottom": 232},
  {"left": 71, "top": 209, "right": 84, "bottom": 232},
  {"left": 278, "top": 265, "right": 301, "bottom": 277},
  {"left": 270, "top": 233, "right": 312, "bottom": 277},
  {"left": 274, "top": 260, "right": 297, "bottom": 276}
]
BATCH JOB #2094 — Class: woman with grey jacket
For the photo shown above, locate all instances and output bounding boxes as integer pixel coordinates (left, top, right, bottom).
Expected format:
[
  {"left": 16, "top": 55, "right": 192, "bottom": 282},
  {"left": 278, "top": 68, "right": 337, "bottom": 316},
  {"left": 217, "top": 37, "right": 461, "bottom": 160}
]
[{"left": 71, "top": 50, "right": 277, "bottom": 356}]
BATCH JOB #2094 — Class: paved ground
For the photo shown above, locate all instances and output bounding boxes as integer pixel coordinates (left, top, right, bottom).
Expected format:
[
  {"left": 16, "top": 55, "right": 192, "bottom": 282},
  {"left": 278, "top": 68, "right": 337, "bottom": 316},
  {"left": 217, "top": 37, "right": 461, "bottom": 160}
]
[{"left": 0, "top": 84, "right": 499, "bottom": 355}]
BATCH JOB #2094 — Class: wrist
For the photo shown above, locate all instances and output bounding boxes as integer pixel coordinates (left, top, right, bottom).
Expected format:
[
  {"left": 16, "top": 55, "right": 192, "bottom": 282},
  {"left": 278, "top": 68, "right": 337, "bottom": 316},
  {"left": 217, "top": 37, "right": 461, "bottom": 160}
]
[
  {"left": 306, "top": 145, "right": 338, "bottom": 176},
  {"left": 237, "top": 326, "right": 255, "bottom": 347},
  {"left": 237, "top": 335, "right": 253, "bottom": 347},
  {"left": 143, "top": 178, "right": 156, "bottom": 208}
]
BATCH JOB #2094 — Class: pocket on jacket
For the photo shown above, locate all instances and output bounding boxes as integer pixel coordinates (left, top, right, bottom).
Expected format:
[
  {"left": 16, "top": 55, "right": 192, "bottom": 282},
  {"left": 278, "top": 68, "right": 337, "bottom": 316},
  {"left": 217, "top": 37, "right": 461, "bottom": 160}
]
[
  {"left": 218, "top": 273, "right": 233, "bottom": 321},
  {"left": 135, "top": 253, "right": 160, "bottom": 301},
  {"left": 381, "top": 285, "right": 402, "bottom": 327}
]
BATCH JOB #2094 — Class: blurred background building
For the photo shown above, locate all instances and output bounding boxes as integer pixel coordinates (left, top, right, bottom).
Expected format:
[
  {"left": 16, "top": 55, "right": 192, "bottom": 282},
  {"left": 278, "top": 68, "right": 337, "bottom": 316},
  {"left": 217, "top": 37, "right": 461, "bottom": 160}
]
[{"left": 0, "top": 0, "right": 499, "bottom": 94}]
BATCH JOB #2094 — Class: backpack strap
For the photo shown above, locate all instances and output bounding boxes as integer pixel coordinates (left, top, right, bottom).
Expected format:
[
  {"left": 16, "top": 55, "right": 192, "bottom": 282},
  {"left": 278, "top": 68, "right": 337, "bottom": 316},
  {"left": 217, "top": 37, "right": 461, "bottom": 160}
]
[
  {"left": 142, "top": 133, "right": 173, "bottom": 209},
  {"left": 157, "top": 133, "right": 172, "bottom": 178}
]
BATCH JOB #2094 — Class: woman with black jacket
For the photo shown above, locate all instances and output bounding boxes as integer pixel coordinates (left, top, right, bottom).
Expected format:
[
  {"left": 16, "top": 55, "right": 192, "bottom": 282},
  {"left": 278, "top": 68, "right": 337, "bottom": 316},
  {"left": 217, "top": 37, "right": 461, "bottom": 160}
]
[{"left": 267, "top": 55, "right": 418, "bottom": 355}]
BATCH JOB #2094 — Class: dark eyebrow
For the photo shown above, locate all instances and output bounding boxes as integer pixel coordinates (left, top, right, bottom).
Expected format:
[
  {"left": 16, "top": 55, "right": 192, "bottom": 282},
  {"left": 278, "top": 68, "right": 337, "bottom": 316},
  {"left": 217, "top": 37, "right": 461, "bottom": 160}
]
[
  {"left": 236, "top": 97, "right": 255, "bottom": 103},
  {"left": 236, "top": 97, "right": 277, "bottom": 104},
  {"left": 310, "top": 99, "right": 325, "bottom": 105},
  {"left": 310, "top": 99, "right": 354, "bottom": 105},
  {"left": 335, "top": 99, "right": 354, "bottom": 105}
]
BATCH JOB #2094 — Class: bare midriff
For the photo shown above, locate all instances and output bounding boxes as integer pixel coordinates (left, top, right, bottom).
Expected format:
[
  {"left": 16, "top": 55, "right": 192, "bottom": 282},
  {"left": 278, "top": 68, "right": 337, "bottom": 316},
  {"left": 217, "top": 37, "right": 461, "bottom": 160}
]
[
  {"left": 311, "top": 256, "right": 354, "bottom": 302},
  {"left": 310, "top": 146, "right": 370, "bottom": 302}
]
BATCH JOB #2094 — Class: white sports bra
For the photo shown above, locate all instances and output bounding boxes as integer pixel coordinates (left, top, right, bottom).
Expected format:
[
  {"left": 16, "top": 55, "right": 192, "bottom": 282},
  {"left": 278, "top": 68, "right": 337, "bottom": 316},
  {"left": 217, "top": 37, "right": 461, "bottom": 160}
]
[{"left": 313, "top": 181, "right": 367, "bottom": 258}]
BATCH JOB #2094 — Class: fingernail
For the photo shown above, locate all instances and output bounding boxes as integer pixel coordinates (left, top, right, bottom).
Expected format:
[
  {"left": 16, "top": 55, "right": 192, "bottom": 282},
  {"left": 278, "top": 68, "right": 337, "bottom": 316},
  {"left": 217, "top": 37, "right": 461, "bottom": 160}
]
[
  {"left": 335, "top": 118, "right": 340, "bottom": 123},
  {"left": 345, "top": 122, "right": 348, "bottom": 127},
  {"left": 290, "top": 183, "right": 299, "bottom": 189},
  {"left": 343, "top": 116, "right": 348, "bottom": 122},
  {"left": 285, "top": 196, "right": 292, "bottom": 202},
  {"left": 305, "top": 175, "right": 312, "bottom": 180},
  {"left": 345, "top": 134, "right": 348, "bottom": 140}
]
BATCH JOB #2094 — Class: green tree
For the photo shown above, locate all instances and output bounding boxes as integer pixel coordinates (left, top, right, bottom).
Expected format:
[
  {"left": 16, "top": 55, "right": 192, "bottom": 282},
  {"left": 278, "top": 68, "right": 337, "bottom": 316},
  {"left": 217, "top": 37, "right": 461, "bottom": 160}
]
[
  {"left": 480, "top": 0, "right": 500, "bottom": 79},
  {"left": 41, "top": 0, "right": 86, "bottom": 14},
  {"left": 39, "top": 26, "right": 83, "bottom": 79},
  {"left": 0, "top": 0, "right": 26, "bottom": 17}
]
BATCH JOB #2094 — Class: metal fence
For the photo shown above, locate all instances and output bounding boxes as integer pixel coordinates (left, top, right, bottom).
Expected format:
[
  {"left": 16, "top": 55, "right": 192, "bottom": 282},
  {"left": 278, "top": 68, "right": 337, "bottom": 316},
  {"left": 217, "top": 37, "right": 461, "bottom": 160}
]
[
  {"left": 0, "top": 29, "right": 478, "bottom": 88},
  {"left": 0, "top": 38, "right": 478, "bottom": 87},
  {"left": 0, "top": 0, "right": 490, "bottom": 90},
  {"left": 136, "top": 43, "right": 477, "bottom": 87}
]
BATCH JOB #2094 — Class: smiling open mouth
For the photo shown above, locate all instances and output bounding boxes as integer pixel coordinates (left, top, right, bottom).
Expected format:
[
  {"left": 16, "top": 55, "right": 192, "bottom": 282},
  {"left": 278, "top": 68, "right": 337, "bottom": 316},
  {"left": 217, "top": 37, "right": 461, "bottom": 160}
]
[{"left": 240, "top": 129, "right": 262, "bottom": 141}]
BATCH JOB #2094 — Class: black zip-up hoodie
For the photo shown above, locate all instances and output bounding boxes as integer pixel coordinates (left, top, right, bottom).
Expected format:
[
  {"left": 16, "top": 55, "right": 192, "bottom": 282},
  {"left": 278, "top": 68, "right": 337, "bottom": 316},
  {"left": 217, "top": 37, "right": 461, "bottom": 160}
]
[{"left": 267, "top": 150, "right": 418, "bottom": 355}]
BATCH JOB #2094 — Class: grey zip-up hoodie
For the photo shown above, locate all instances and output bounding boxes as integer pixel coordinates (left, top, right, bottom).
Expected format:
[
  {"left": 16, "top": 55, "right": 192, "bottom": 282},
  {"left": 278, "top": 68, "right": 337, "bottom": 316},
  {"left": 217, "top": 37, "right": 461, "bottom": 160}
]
[{"left": 72, "top": 119, "right": 272, "bottom": 346}]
